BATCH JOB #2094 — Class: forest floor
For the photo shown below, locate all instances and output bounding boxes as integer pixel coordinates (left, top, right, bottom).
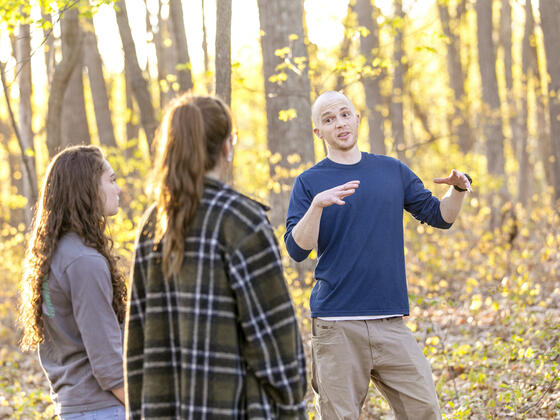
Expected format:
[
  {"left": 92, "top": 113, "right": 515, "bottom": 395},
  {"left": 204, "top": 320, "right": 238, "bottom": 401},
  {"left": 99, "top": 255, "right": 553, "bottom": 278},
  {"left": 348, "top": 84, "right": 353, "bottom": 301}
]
[{"left": 1, "top": 280, "right": 558, "bottom": 419}]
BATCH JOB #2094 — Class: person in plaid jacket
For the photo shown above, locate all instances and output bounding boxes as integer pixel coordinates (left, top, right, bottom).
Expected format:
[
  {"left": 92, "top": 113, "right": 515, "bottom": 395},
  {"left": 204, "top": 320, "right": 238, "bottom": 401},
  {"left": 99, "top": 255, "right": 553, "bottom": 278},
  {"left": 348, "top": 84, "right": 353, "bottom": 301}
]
[{"left": 124, "top": 94, "right": 307, "bottom": 419}]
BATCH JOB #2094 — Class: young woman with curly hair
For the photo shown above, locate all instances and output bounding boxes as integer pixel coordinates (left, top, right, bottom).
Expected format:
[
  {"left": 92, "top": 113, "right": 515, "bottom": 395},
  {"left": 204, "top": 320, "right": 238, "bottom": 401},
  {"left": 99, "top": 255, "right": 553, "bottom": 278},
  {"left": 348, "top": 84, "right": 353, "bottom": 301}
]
[{"left": 19, "top": 145, "right": 127, "bottom": 419}]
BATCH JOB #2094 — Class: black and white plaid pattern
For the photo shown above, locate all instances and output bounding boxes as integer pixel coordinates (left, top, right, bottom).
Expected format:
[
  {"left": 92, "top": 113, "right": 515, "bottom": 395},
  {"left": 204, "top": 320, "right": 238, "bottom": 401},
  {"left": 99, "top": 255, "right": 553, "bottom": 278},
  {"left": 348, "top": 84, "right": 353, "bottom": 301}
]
[{"left": 125, "top": 178, "right": 307, "bottom": 419}]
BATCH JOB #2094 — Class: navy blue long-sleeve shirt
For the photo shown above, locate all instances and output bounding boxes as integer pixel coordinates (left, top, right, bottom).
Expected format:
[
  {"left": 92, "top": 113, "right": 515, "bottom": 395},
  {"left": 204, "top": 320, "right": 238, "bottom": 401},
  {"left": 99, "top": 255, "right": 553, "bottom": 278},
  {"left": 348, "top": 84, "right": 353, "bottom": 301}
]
[{"left": 284, "top": 153, "right": 452, "bottom": 318}]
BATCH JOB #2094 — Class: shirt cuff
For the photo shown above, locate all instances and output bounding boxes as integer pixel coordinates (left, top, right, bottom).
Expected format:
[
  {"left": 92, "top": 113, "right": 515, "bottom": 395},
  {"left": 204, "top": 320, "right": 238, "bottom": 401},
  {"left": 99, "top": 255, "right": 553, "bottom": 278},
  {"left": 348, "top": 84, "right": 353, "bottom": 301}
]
[
  {"left": 436, "top": 207, "right": 453, "bottom": 229},
  {"left": 285, "top": 232, "right": 312, "bottom": 262}
]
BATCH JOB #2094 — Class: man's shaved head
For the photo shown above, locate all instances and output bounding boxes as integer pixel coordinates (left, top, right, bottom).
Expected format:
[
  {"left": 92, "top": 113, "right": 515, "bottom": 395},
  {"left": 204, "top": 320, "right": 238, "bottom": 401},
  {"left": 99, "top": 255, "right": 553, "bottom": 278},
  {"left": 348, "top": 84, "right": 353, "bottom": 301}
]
[{"left": 311, "top": 91, "right": 356, "bottom": 127}]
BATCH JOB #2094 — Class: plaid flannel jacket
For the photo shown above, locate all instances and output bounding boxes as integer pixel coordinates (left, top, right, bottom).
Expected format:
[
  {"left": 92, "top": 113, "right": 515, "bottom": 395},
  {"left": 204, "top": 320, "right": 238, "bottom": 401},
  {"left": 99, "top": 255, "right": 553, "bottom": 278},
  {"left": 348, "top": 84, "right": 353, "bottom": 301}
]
[{"left": 125, "top": 178, "right": 307, "bottom": 419}]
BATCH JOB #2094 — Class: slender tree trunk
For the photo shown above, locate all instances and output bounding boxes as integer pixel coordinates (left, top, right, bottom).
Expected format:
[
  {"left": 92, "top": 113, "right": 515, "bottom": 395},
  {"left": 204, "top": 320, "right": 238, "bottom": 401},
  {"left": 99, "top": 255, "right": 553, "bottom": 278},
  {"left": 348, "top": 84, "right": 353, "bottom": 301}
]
[
  {"left": 46, "top": 6, "right": 82, "bottom": 157},
  {"left": 476, "top": 0, "right": 506, "bottom": 178},
  {"left": 437, "top": 0, "right": 473, "bottom": 152},
  {"left": 61, "top": 12, "right": 90, "bottom": 147},
  {"left": 168, "top": 0, "right": 193, "bottom": 92},
  {"left": 15, "top": 23, "right": 38, "bottom": 222},
  {"left": 41, "top": 10, "right": 55, "bottom": 83},
  {"left": 201, "top": 0, "right": 211, "bottom": 93},
  {"left": 334, "top": 3, "right": 353, "bottom": 92},
  {"left": 154, "top": 0, "right": 170, "bottom": 107},
  {"left": 215, "top": 0, "right": 232, "bottom": 107},
  {"left": 115, "top": 0, "right": 158, "bottom": 147},
  {"left": 257, "top": 0, "right": 315, "bottom": 230},
  {"left": 519, "top": 0, "right": 533, "bottom": 205},
  {"left": 125, "top": 60, "right": 140, "bottom": 146},
  {"left": 142, "top": 0, "right": 161, "bottom": 109},
  {"left": 390, "top": 0, "right": 406, "bottom": 162},
  {"left": 83, "top": 17, "right": 117, "bottom": 148},
  {"left": 500, "top": 0, "right": 523, "bottom": 159},
  {"left": 539, "top": 0, "right": 560, "bottom": 200},
  {"left": 356, "top": 0, "right": 386, "bottom": 155}
]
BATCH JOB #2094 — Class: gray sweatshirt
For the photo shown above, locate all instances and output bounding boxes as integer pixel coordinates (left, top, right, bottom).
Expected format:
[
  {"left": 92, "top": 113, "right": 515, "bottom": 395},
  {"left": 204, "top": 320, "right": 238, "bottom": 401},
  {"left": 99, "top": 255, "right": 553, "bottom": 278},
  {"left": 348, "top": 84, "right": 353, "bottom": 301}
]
[{"left": 39, "top": 232, "right": 123, "bottom": 415}]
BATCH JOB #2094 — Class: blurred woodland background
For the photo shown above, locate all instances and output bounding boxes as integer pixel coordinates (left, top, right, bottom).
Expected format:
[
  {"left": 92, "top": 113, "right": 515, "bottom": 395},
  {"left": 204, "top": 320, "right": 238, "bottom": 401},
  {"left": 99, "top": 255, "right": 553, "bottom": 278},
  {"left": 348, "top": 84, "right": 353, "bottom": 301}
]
[{"left": 0, "top": 0, "right": 559, "bottom": 418}]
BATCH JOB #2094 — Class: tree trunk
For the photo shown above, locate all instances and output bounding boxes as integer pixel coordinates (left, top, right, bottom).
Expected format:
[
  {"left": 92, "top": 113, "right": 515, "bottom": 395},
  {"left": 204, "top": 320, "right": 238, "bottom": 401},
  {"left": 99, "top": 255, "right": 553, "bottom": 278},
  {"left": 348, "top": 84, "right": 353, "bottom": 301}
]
[
  {"left": 14, "top": 23, "right": 38, "bottom": 222},
  {"left": 61, "top": 22, "right": 90, "bottom": 148},
  {"left": 437, "top": 1, "right": 473, "bottom": 152},
  {"left": 125, "top": 60, "right": 140, "bottom": 146},
  {"left": 390, "top": 0, "right": 406, "bottom": 162},
  {"left": 215, "top": 0, "right": 232, "bottom": 107},
  {"left": 83, "top": 17, "right": 117, "bottom": 148},
  {"left": 41, "top": 10, "right": 55, "bottom": 83},
  {"left": 476, "top": 0, "right": 506, "bottom": 178},
  {"left": 154, "top": 0, "right": 171, "bottom": 107},
  {"left": 201, "top": 0, "right": 211, "bottom": 93},
  {"left": 539, "top": 0, "right": 560, "bottom": 200},
  {"left": 334, "top": 3, "right": 353, "bottom": 92},
  {"left": 519, "top": 0, "right": 533, "bottom": 206},
  {"left": 257, "top": 0, "right": 315, "bottom": 231},
  {"left": 115, "top": 0, "right": 158, "bottom": 147},
  {"left": 46, "top": 6, "right": 82, "bottom": 157},
  {"left": 356, "top": 0, "right": 386, "bottom": 155},
  {"left": 168, "top": 0, "right": 193, "bottom": 92},
  {"left": 500, "top": 0, "right": 523, "bottom": 160}
]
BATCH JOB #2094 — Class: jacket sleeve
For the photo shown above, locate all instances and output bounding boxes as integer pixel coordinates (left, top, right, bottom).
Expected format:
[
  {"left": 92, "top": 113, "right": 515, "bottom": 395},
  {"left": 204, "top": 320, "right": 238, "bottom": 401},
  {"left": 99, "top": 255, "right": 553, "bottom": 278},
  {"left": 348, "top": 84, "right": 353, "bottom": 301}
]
[
  {"left": 227, "top": 221, "right": 307, "bottom": 418},
  {"left": 284, "top": 176, "right": 314, "bottom": 262},
  {"left": 66, "top": 255, "right": 124, "bottom": 392},
  {"left": 124, "top": 217, "right": 151, "bottom": 420},
  {"left": 400, "top": 162, "right": 453, "bottom": 229}
]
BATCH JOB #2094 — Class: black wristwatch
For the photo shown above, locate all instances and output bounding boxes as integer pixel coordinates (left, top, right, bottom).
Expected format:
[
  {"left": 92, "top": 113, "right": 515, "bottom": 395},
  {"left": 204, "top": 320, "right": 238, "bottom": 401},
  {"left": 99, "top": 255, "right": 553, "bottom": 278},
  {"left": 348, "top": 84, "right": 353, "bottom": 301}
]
[{"left": 454, "top": 173, "right": 472, "bottom": 192}]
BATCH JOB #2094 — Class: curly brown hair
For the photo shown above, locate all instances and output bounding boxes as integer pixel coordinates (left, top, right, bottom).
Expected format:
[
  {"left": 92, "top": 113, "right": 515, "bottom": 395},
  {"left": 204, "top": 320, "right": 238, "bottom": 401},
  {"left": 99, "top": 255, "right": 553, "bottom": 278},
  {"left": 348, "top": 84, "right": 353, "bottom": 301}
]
[
  {"left": 18, "top": 145, "right": 127, "bottom": 351},
  {"left": 153, "top": 94, "right": 232, "bottom": 278}
]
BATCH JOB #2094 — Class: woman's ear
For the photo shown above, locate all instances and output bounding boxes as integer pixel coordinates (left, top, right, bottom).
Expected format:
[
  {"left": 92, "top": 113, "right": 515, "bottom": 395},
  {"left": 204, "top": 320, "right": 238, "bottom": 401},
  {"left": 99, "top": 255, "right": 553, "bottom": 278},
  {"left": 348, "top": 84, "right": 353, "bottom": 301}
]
[{"left": 225, "top": 136, "right": 234, "bottom": 162}]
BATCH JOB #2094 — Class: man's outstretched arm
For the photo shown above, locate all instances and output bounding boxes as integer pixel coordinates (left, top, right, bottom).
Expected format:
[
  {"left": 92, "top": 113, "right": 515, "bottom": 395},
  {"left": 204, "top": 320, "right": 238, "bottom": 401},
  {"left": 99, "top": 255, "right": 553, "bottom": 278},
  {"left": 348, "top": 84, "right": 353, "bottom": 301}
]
[{"left": 434, "top": 169, "right": 471, "bottom": 224}]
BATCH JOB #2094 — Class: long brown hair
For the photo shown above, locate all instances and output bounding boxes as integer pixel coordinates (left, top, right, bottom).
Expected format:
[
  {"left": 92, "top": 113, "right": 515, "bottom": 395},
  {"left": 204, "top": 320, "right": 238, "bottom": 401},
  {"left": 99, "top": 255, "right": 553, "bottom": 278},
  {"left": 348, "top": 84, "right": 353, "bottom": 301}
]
[
  {"left": 153, "top": 94, "right": 232, "bottom": 278},
  {"left": 18, "top": 145, "right": 127, "bottom": 351}
]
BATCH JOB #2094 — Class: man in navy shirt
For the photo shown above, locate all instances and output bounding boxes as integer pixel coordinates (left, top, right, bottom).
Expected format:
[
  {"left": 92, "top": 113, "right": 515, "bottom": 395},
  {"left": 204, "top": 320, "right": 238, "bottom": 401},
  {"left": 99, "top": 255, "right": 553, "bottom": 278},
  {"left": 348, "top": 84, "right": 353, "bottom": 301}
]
[{"left": 285, "top": 91, "right": 470, "bottom": 420}]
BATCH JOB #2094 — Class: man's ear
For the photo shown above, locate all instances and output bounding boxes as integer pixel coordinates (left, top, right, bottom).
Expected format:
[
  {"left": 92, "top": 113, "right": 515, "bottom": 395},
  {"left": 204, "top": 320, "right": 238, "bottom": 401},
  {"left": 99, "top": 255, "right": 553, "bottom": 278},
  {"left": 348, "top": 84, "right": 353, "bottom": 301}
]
[{"left": 313, "top": 127, "right": 322, "bottom": 139}]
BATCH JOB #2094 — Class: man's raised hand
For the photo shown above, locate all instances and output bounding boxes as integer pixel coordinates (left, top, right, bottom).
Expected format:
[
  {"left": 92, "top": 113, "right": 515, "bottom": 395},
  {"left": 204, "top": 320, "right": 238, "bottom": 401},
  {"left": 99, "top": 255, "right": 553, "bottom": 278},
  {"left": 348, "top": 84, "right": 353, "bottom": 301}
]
[
  {"left": 312, "top": 180, "right": 360, "bottom": 208},
  {"left": 433, "top": 170, "right": 472, "bottom": 193}
]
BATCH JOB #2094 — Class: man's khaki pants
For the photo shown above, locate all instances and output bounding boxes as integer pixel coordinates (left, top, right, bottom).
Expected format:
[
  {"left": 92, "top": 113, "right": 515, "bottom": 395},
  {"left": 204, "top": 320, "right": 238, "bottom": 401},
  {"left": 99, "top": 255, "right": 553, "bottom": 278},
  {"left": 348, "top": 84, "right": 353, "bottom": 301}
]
[{"left": 311, "top": 317, "right": 441, "bottom": 420}]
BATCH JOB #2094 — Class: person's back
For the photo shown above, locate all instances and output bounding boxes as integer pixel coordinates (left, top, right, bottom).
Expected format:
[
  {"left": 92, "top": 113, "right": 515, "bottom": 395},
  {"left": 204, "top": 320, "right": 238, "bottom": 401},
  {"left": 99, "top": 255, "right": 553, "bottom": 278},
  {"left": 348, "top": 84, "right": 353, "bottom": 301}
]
[
  {"left": 125, "top": 94, "right": 307, "bottom": 419},
  {"left": 18, "top": 145, "right": 126, "bottom": 419},
  {"left": 40, "top": 232, "right": 123, "bottom": 414}
]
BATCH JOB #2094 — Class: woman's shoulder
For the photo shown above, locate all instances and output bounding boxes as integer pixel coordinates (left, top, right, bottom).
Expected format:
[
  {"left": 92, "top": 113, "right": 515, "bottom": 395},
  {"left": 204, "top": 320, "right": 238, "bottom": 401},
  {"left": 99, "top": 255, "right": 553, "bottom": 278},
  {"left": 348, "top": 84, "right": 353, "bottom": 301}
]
[
  {"left": 51, "top": 233, "right": 106, "bottom": 276},
  {"left": 204, "top": 181, "right": 270, "bottom": 224}
]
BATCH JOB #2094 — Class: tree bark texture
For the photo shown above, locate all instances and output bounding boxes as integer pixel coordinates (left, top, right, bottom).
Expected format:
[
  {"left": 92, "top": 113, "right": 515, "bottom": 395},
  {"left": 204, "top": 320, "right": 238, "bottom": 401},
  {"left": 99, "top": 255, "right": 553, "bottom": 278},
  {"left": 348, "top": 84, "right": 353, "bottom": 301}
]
[
  {"left": 539, "top": 0, "right": 560, "bottom": 200},
  {"left": 500, "top": 0, "right": 523, "bottom": 160},
  {"left": 476, "top": 0, "right": 506, "bottom": 177},
  {"left": 437, "top": 0, "right": 473, "bottom": 152},
  {"left": 115, "top": 0, "right": 158, "bottom": 147},
  {"left": 125, "top": 60, "right": 140, "bottom": 145},
  {"left": 215, "top": 0, "right": 232, "bottom": 107},
  {"left": 15, "top": 23, "right": 38, "bottom": 221},
  {"left": 257, "top": 0, "right": 315, "bottom": 230},
  {"left": 334, "top": 3, "right": 353, "bottom": 92},
  {"left": 519, "top": 0, "right": 534, "bottom": 205},
  {"left": 169, "top": 0, "right": 193, "bottom": 92},
  {"left": 46, "top": 6, "right": 82, "bottom": 157},
  {"left": 61, "top": 30, "right": 90, "bottom": 147},
  {"left": 83, "top": 17, "right": 117, "bottom": 148},
  {"left": 356, "top": 0, "right": 386, "bottom": 155},
  {"left": 201, "top": 0, "right": 211, "bottom": 93},
  {"left": 390, "top": 0, "right": 406, "bottom": 162},
  {"left": 40, "top": 10, "right": 55, "bottom": 83}
]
